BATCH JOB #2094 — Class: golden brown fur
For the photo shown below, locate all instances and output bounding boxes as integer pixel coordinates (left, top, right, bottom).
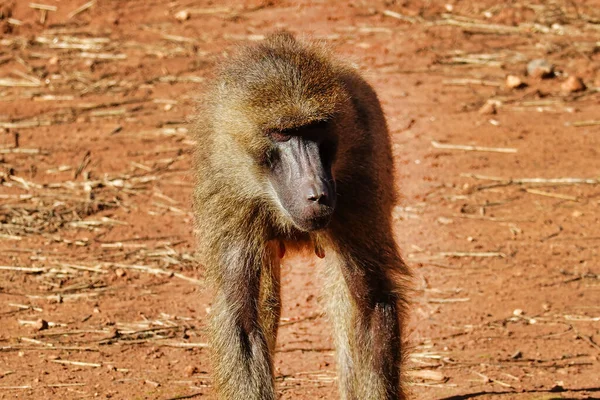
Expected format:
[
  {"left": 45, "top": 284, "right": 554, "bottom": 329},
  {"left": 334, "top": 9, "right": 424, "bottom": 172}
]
[{"left": 193, "top": 32, "right": 410, "bottom": 400}]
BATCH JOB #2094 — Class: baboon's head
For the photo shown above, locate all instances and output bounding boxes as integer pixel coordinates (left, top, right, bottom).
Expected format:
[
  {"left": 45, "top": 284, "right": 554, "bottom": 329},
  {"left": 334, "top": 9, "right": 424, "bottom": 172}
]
[
  {"left": 262, "top": 118, "right": 338, "bottom": 232},
  {"left": 213, "top": 32, "right": 350, "bottom": 232}
]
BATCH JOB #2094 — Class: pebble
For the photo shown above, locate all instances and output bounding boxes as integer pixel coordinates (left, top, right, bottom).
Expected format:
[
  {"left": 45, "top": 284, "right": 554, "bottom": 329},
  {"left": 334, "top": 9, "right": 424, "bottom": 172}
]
[
  {"left": 33, "top": 318, "right": 49, "bottom": 331},
  {"left": 436, "top": 217, "right": 453, "bottom": 225},
  {"left": 506, "top": 75, "right": 525, "bottom": 89},
  {"left": 174, "top": 10, "right": 190, "bottom": 21},
  {"left": 527, "top": 59, "right": 554, "bottom": 79},
  {"left": 115, "top": 268, "right": 126, "bottom": 278},
  {"left": 561, "top": 75, "right": 586, "bottom": 93},
  {"left": 478, "top": 101, "right": 496, "bottom": 115},
  {"left": 184, "top": 365, "right": 198, "bottom": 377}
]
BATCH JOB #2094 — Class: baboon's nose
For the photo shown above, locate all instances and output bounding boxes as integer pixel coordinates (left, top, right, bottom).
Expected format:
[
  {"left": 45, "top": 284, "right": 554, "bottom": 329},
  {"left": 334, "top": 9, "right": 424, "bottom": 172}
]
[
  {"left": 305, "top": 182, "right": 332, "bottom": 207},
  {"left": 307, "top": 188, "right": 325, "bottom": 202}
]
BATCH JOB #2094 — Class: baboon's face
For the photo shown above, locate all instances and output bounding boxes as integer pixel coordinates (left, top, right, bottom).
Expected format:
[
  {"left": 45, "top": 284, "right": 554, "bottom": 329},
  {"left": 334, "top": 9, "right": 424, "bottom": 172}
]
[{"left": 266, "top": 120, "right": 337, "bottom": 232}]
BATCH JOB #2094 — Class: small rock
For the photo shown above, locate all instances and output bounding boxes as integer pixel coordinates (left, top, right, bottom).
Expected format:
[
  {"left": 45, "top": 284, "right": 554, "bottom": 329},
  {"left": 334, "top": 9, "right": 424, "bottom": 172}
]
[
  {"left": 48, "top": 294, "right": 62, "bottom": 304},
  {"left": 114, "top": 268, "right": 126, "bottom": 278},
  {"left": 174, "top": 10, "right": 190, "bottom": 21},
  {"left": 511, "top": 350, "right": 523, "bottom": 359},
  {"left": 513, "top": 309, "right": 525, "bottom": 316},
  {"left": 106, "top": 364, "right": 117, "bottom": 371},
  {"left": 561, "top": 76, "right": 586, "bottom": 93},
  {"left": 478, "top": 101, "right": 496, "bottom": 115},
  {"left": 527, "top": 59, "right": 554, "bottom": 79},
  {"left": 506, "top": 75, "right": 525, "bottom": 89},
  {"left": 436, "top": 216, "right": 453, "bottom": 225},
  {"left": 145, "top": 379, "right": 160, "bottom": 388},
  {"left": 184, "top": 365, "right": 198, "bottom": 377},
  {"left": 550, "top": 382, "right": 565, "bottom": 392},
  {"left": 572, "top": 210, "right": 583, "bottom": 218},
  {"left": 107, "top": 327, "right": 120, "bottom": 339},
  {"left": 33, "top": 319, "right": 49, "bottom": 331}
]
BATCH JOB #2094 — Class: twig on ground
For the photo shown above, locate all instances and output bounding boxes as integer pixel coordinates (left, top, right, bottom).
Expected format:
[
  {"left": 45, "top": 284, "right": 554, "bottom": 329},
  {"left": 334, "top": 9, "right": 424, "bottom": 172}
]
[{"left": 432, "top": 141, "right": 517, "bottom": 153}]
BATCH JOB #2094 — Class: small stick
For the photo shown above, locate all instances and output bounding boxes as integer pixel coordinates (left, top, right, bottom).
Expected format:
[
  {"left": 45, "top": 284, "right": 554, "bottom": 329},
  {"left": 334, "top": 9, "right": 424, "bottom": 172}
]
[
  {"left": 11, "top": 70, "right": 41, "bottom": 85},
  {"left": 73, "top": 150, "right": 92, "bottom": 179},
  {"left": 59, "top": 263, "right": 107, "bottom": 274},
  {"left": 427, "top": 298, "right": 471, "bottom": 303},
  {"left": 472, "top": 370, "right": 514, "bottom": 388},
  {"left": 113, "top": 264, "right": 202, "bottom": 285},
  {"left": 164, "top": 392, "right": 204, "bottom": 400},
  {"left": 45, "top": 383, "right": 86, "bottom": 388},
  {"left": 432, "top": 140, "right": 517, "bottom": 153},
  {"left": 439, "top": 19, "right": 522, "bottom": 34},
  {"left": 187, "top": 7, "right": 232, "bottom": 14},
  {"left": 442, "top": 78, "right": 502, "bottom": 87},
  {"left": 461, "top": 173, "right": 599, "bottom": 185},
  {"left": 382, "top": 10, "right": 419, "bottom": 24},
  {"left": 444, "top": 57, "right": 503, "bottom": 67},
  {"left": 29, "top": 3, "right": 58, "bottom": 11},
  {"left": 525, "top": 188, "right": 578, "bottom": 201},
  {"left": 0, "top": 234, "right": 22, "bottom": 240},
  {"left": 9, "top": 304, "right": 43, "bottom": 312},
  {"left": 51, "top": 359, "right": 101, "bottom": 367},
  {"left": 280, "top": 312, "right": 324, "bottom": 327},
  {"left": 18, "top": 320, "right": 66, "bottom": 328},
  {"left": 0, "top": 266, "right": 45, "bottom": 273},
  {"left": 79, "top": 52, "right": 127, "bottom": 60},
  {"left": 0, "top": 386, "right": 32, "bottom": 390},
  {"left": 159, "top": 342, "right": 209, "bottom": 348},
  {"left": 68, "top": 0, "right": 95, "bottom": 19},
  {"left": 0, "top": 78, "right": 41, "bottom": 87},
  {"left": 568, "top": 120, "right": 600, "bottom": 127},
  {"left": 438, "top": 251, "right": 506, "bottom": 258}
]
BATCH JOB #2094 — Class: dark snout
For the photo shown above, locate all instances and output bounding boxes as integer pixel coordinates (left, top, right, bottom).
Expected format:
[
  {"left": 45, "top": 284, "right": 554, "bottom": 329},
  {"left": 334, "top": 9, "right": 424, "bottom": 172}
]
[
  {"left": 298, "top": 176, "right": 336, "bottom": 230},
  {"left": 302, "top": 178, "right": 335, "bottom": 207},
  {"left": 270, "top": 136, "right": 336, "bottom": 232}
]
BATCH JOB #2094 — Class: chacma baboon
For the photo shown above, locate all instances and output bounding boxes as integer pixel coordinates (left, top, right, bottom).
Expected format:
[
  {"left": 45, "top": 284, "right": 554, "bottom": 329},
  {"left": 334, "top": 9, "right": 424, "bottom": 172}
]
[{"left": 193, "top": 32, "right": 409, "bottom": 400}]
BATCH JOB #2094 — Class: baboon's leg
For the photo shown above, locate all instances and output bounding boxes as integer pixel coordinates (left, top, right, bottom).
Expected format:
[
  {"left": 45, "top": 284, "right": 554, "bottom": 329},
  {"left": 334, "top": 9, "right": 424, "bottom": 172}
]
[
  {"left": 259, "top": 241, "right": 282, "bottom": 355},
  {"left": 324, "top": 238, "right": 407, "bottom": 400},
  {"left": 323, "top": 258, "right": 356, "bottom": 400},
  {"left": 209, "top": 244, "right": 276, "bottom": 400}
]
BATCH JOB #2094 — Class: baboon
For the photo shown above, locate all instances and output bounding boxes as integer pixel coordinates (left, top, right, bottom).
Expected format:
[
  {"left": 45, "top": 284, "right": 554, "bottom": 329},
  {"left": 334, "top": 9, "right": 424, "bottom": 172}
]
[{"left": 193, "top": 32, "right": 410, "bottom": 400}]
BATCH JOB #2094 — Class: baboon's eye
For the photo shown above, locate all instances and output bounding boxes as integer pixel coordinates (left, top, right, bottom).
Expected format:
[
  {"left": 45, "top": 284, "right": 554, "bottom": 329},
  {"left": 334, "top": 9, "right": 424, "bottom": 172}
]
[
  {"left": 320, "top": 140, "right": 338, "bottom": 165},
  {"left": 269, "top": 131, "right": 292, "bottom": 142}
]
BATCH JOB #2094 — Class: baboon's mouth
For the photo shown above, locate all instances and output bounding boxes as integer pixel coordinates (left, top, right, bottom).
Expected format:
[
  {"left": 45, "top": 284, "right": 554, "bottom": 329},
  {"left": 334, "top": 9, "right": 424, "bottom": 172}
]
[{"left": 291, "top": 208, "right": 334, "bottom": 232}]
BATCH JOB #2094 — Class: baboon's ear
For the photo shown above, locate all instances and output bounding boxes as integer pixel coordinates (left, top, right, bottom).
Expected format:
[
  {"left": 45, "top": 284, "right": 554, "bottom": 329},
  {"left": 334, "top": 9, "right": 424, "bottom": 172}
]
[{"left": 265, "top": 30, "right": 297, "bottom": 45}]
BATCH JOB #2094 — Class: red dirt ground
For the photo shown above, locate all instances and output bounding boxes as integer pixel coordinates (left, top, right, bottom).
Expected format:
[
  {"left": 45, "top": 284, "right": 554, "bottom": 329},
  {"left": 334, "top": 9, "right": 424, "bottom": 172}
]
[{"left": 1, "top": 1, "right": 599, "bottom": 399}]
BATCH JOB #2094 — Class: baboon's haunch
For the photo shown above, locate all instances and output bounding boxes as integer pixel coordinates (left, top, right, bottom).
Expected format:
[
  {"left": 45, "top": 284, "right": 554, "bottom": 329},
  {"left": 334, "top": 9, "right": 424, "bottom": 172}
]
[{"left": 193, "top": 32, "right": 409, "bottom": 400}]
